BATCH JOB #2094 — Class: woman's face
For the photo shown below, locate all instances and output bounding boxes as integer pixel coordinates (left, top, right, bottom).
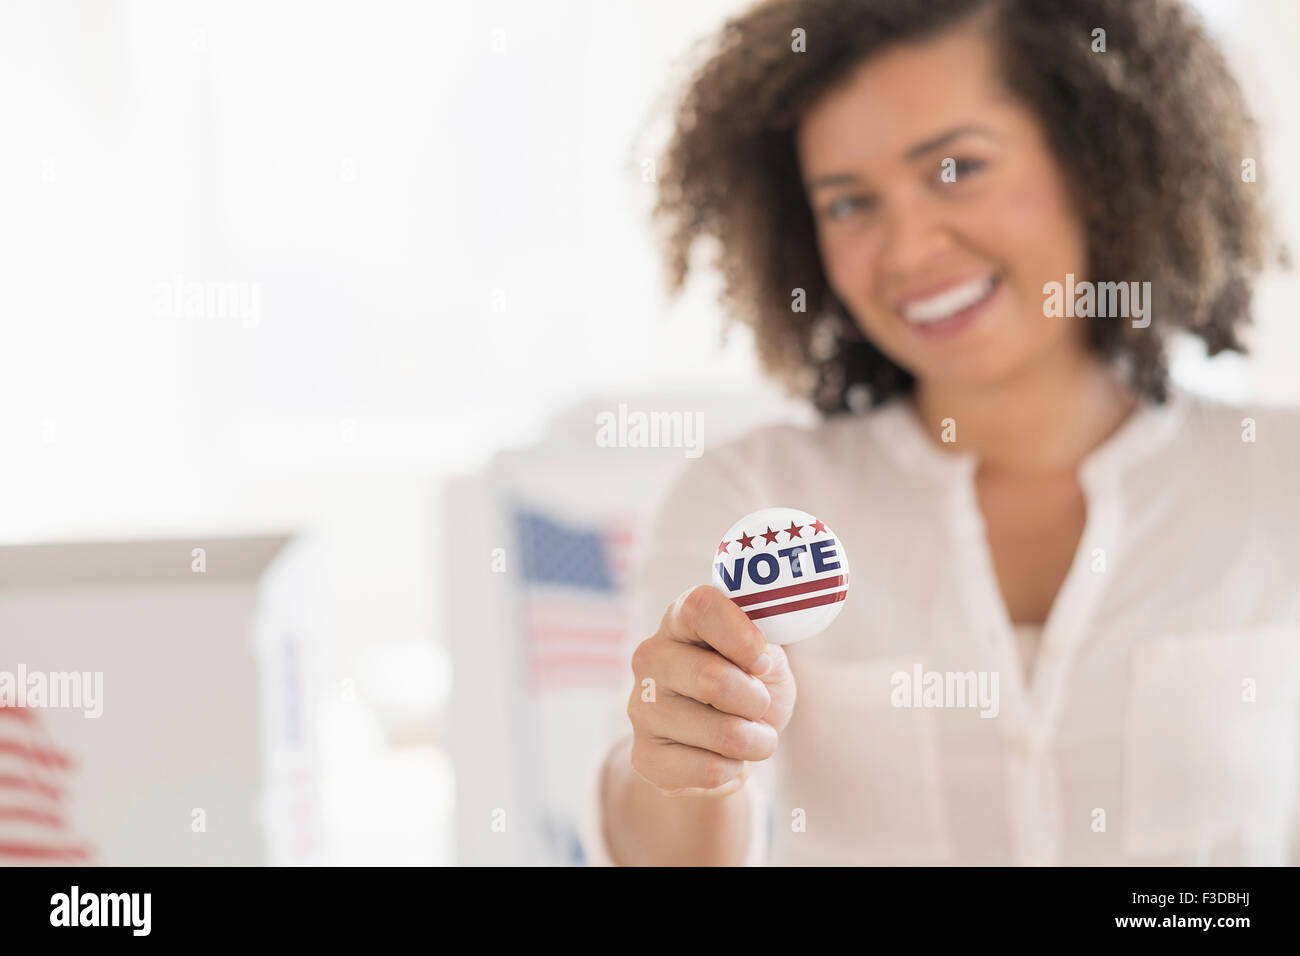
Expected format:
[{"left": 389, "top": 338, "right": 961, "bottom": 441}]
[{"left": 796, "top": 24, "right": 1090, "bottom": 391}]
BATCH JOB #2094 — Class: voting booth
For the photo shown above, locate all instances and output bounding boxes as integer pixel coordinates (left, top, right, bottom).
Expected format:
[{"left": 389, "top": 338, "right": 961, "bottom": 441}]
[
  {"left": 0, "top": 534, "right": 324, "bottom": 865},
  {"left": 445, "top": 393, "right": 805, "bottom": 864}
]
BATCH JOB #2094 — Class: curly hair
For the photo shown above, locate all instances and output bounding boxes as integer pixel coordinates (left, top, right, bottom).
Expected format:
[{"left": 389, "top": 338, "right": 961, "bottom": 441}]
[{"left": 647, "top": 0, "right": 1281, "bottom": 414}]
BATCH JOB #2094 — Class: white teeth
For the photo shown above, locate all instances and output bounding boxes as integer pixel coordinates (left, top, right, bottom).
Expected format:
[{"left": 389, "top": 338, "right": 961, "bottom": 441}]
[{"left": 902, "top": 276, "right": 996, "bottom": 324}]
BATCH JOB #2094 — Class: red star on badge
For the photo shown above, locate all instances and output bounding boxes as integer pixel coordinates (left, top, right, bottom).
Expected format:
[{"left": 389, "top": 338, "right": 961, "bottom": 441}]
[
  {"left": 716, "top": 539, "right": 731, "bottom": 556},
  {"left": 784, "top": 521, "right": 804, "bottom": 539},
  {"left": 809, "top": 519, "right": 827, "bottom": 535},
  {"left": 760, "top": 526, "right": 780, "bottom": 546},
  {"left": 736, "top": 531, "right": 755, "bottom": 550}
]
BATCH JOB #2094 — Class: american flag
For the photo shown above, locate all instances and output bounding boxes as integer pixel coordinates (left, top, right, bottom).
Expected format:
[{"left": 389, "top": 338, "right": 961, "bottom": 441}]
[
  {"left": 0, "top": 704, "right": 93, "bottom": 864},
  {"left": 512, "top": 508, "right": 635, "bottom": 691}
]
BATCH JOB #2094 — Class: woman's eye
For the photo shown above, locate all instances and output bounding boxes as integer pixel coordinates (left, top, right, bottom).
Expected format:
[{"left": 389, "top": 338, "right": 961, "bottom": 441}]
[
  {"left": 938, "top": 157, "right": 987, "bottom": 182},
  {"left": 823, "top": 195, "right": 876, "bottom": 221}
]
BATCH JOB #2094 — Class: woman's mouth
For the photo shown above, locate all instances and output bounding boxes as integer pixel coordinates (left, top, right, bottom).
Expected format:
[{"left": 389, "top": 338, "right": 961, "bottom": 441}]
[{"left": 897, "top": 274, "right": 1002, "bottom": 340}]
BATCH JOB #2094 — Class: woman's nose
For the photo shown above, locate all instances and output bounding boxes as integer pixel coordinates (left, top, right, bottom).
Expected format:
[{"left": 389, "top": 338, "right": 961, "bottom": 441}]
[{"left": 875, "top": 197, "right": 952, "bottom": 280}]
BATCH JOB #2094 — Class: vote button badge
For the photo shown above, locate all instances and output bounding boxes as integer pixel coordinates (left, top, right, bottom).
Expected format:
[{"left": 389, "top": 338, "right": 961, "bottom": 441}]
[{"left": 711, "top": 507, "right": 850, "bottom": 645}]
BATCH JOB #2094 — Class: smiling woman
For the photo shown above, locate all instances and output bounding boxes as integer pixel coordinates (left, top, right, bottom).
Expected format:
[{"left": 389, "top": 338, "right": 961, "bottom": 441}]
[
  {"left": 796, "top": 23, "right": 1095, "bottom": 394},
  {"left": 585, "top": 0, "right": 1300, "bottom": 868},
  {"left": 651, "top": 0, "right": 1278, "bottom": 414}
]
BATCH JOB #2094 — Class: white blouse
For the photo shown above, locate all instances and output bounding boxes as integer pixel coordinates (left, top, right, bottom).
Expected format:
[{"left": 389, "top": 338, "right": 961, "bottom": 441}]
[
  {"left": 580, "top": 384, "right": 1300, "bottom": 865},
  {"left": 1013, "top": 623, "right": 1043, "bottom": 684}
]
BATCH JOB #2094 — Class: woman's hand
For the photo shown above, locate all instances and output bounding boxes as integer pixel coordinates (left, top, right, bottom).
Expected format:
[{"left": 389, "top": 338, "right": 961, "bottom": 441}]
[{"left": 626, "top": 584, "right": 797, "bottom": 797}]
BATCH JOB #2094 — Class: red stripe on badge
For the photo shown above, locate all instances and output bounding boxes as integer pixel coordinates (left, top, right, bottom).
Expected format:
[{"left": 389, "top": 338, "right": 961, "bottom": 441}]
[
  {"left": 744, "top": 588, "right": 847, "bottom": 621},
  {"left": 731, "top": 574, "right": 847, "bottom": 607}
]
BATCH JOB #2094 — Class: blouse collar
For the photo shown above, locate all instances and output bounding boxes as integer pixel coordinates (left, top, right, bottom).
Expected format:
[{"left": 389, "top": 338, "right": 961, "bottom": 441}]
[{"left": 863, "top": 382, "right": 1192, "bottom": 493}]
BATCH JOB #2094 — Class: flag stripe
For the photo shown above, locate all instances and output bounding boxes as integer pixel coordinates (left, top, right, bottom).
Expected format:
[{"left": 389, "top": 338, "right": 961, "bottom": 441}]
[
  {"left": 0, "top": 739, "right": 72, "bottom": 770},
  {"left": 0, "top": 806, "right": 64, "bottom": 827},
  {"left": 0, "top": 841, "right": 90, "bottom": 861},
  {"left": 0, "top": 706, "right": 92, "bottom": 865},
  {"left": 514, "top": 507, "right": 636, "bottom": 691},
  {"left": 0, "top": 775, "right": 62, "bottom": 801}
]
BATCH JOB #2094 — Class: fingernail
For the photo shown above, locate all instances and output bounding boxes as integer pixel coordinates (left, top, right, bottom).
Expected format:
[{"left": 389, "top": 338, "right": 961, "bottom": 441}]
[{"left": 751, "top": 652, "right": 772, "bottom": 676}]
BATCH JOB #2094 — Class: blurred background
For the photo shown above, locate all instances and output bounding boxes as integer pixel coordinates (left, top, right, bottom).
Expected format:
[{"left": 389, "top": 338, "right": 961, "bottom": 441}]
[{"left": 0, "top": 0, "right": 1296, "bottom": 865}]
